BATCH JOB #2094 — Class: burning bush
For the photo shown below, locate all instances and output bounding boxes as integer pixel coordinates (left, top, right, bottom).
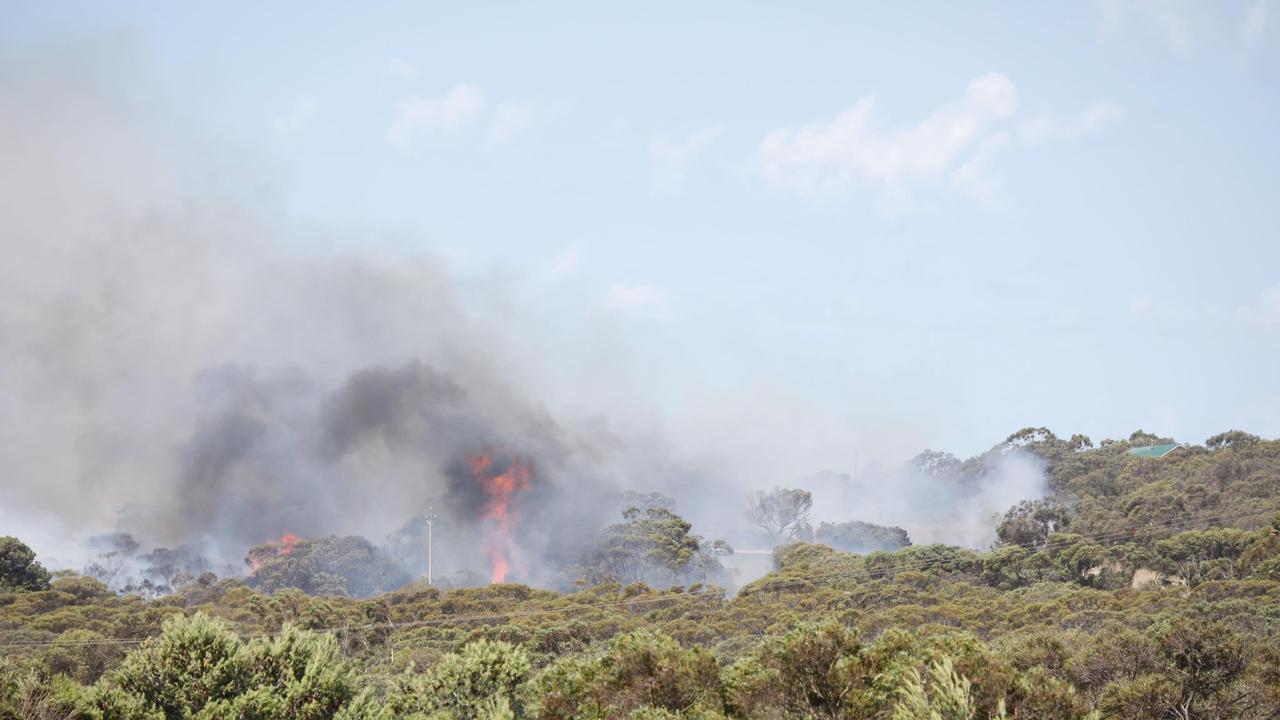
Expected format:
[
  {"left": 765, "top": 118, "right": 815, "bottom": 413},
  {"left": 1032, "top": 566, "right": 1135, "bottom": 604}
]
[{"left": 246, "top": 535, "right": 409, "bottom": 598}]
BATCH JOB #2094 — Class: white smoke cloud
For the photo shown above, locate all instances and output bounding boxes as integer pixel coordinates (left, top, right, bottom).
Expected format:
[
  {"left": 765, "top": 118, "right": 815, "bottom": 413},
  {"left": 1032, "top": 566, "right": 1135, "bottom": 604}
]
[{"left": 0, "top": 46, "right": 1050, "bottom": 592}]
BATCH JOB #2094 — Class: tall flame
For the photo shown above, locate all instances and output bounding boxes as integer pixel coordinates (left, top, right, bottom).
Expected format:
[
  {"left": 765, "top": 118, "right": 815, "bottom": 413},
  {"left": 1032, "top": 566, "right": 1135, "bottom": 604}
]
[{"left": 469, "top": 453, "right": 530, "bottom": 583}]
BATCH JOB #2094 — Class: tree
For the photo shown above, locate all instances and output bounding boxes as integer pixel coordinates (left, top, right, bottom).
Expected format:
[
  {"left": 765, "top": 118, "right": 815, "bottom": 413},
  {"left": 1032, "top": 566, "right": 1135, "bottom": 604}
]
[
  {"left": 1128, "top": 429, "right": 1168, "bottom": 446},
  {"left": 815, "top": 520, "right": 911, "bottom": 553},
  {"left": 1153, "top": 528, "right": 1256, "bottom": 586},
  {"left": 248, "top": 535, "right": 410, "bottom": 597},
  {"left": 910, "top": 450, "right": 962, "bottom": 479},
  {"left": 1067, "top": 434, "right": 1093, "bottom": 450},
  {"left": 0, "top": 536, "right": 50, "bottom": 592},
  {"left": 107, "top": 612, "right": 249, "bottom": 715},
  {"left": 1205, "top": 430, "right": 1260, "bottom": 451},
  {"left": 616, "top": 491, "right": 676, "bottom": 513},
  {"left": 1099, "top": 619, "right": 1249, "bottom": 720},
  {"left": 84, "top": 613, "right": 378, "bottom": 719},
  {"left": 746, "top": 487, "right": 813, "bottom": 542},
  {"left": 573, "top": 507, "right": 728, "bottom": 587},
  {"left": 1005, "top": 427, "right": 1058, "bottom": 448},
  {"left": 726, "top": 620, "right": 872, "bottom": 719},
  {"left": 892, "top": 657, "right": 1003, "bottom": 720},
  {"left": 995, "top": 500, "right": 1070, "bottom": 548},
  {"left": 1153, "top": 619, "right": 1246, "bottom": 716},
  {"left": 390, "top": 639, "right": 532, "bottom": 719},
  {"left": 537, "top": 630, "right": 723, "bottom": 719}
]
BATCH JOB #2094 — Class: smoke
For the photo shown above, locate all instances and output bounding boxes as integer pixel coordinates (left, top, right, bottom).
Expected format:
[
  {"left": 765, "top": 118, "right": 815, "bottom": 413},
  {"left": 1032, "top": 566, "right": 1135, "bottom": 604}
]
[
  {"left": 0, "top": 44, "right": 1049, "bottom": 592},
  {"left": 0, "top": 46, "right": 610, "bottom": 576},
  {"left": 803, "top": 448, "right": 1048, "bottom": 550}
]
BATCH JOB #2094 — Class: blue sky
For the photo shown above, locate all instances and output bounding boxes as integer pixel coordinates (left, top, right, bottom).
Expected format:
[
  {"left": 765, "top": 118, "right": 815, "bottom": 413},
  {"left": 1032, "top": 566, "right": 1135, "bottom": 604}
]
[{"left": 5, "top": 1, "right": 1279, "bottom": 460}]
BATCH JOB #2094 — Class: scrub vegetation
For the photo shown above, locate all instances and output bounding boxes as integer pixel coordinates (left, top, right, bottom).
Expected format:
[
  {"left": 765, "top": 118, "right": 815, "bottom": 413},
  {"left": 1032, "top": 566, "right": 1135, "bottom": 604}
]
[{"left": 3, "top": 429, "right": 1279, "bottom": 719}]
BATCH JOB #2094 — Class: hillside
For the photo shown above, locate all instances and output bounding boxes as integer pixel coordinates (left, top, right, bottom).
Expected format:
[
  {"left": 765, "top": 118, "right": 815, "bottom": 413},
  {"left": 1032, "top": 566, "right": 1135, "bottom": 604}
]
[{"left": 3, "top": 429, "right": 1279, "bottom": 719}]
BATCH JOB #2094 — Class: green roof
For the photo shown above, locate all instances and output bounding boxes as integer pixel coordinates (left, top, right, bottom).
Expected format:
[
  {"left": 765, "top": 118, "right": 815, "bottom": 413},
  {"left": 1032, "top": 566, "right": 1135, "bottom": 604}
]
[{"left": 1128, "top": 443, "right": 1183, "bottom": 458}]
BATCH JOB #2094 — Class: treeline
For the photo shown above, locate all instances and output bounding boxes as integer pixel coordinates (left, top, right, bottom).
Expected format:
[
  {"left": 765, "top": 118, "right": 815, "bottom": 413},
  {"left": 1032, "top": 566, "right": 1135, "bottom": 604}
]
[
  {"left": 4, "top": 515, "right": 1278, "bottom": 718},
  {"left": 2, "top": 430, "right": 1279, "bottom": 718}
]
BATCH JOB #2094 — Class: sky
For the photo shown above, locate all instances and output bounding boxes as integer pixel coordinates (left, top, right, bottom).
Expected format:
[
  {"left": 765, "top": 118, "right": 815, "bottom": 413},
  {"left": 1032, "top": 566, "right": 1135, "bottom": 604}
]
[{"left": 3, "top": 0, "right": 1279, "bottom": 465}]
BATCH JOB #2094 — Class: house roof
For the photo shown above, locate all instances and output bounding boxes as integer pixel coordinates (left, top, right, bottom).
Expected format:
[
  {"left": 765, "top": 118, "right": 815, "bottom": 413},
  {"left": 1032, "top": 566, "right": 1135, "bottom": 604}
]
[{"left": 1128, "top": 443, "right": 1184, "bottom": 458}]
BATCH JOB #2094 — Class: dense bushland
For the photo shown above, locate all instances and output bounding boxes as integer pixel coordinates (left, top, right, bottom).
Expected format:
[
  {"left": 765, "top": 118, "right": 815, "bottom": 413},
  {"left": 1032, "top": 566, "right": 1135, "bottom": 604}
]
[{"left": 2, "top": 431, "right": 1279, "bottom": 718}]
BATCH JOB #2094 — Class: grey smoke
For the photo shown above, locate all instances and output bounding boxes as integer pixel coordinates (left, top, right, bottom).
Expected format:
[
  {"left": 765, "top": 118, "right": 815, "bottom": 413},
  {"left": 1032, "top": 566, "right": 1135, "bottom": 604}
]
[
  {"left": 0, "top": 44, "right": 1049, "bottom": 591},
  {"left": 803, "top": 448, "right": 1048, "bottom": 550}
]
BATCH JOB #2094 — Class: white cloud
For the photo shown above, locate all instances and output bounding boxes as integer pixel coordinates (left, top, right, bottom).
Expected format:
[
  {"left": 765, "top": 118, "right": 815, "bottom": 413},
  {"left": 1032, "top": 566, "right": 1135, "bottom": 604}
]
[
  {"left": 755, "top": 73, "right": 1017, "bottom": 202},
  {"left": 949, "top": 131, "right": 1012, "bottom": 206},
  {"left": 486, "top": 102, "right": 536, "bottom": 146},
  {"left": 387, "top": 84, "right": 486, "bottom": 148},
  {"left": 1018, "top": 100, "right": 1126, "bottom": 146},
  {"left": 753, "top": 74, "right": 1121, "bottom": 208},
  {"left": 649, "top": 126, "right": 722, "bottom": 194},
  {"left": 1097, "top": 0, "right": 1193, "bottom": 54},
  {"left": 1242, "top": 0, "right": 1271, "bottom": 48},
  {"left": 955, "top": 99, "right": 1123, "bottom": 205},
  {"left": 602, "top": 283, "right": 672, "bottom": 317},
  {"left": 269, "top": 95, "right": 318, "bottom": 137}
]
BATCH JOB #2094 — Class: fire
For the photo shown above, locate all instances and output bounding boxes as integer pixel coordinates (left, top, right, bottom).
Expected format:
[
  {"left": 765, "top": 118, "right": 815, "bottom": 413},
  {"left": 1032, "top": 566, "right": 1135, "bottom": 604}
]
[
  {"left": 246, "top": 531, "right": 304, "bottom": 573},
  {"left": 469, "top": 453, "right": 530, "bottom": 583},
  {"left": 277, "top": 532, "right": 302, "bottom": 555}
]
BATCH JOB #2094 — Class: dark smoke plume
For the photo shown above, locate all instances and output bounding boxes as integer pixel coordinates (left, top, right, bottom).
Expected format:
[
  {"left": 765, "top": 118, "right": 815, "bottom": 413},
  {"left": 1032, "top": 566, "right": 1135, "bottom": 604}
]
[{"left": 0, "top": 44, "right": 1049, "bottom": 592}]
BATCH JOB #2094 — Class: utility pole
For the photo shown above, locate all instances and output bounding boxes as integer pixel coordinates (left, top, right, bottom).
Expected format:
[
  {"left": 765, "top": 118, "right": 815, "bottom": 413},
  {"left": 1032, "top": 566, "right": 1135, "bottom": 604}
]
[{"left": 425, "top": 507, "right": 437, "bottom": 586}]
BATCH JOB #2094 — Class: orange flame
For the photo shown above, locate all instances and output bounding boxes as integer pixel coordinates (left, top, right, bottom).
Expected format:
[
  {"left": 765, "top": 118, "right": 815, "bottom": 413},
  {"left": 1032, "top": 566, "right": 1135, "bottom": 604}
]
[
  {"left": 277, "top": 532, "right": 302, "bottom": 555},
  {"left": 469, "top": 453, "right": 530, "bottom": 583},
  {"left": 246, "top": 531, "right": 304, "bottom": 573}
]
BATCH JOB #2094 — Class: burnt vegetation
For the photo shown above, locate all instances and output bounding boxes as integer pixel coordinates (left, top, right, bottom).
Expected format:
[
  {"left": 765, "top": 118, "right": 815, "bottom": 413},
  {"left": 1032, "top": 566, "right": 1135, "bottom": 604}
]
[{"left": 4, "top": 428, "right": 1280, "bottom": 719}]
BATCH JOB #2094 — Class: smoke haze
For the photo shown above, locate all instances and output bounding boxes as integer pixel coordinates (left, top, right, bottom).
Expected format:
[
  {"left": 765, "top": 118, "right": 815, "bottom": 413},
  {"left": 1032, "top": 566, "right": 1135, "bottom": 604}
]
[{"left": 0, "top": 45, "right": 1047, "bottom": 591}]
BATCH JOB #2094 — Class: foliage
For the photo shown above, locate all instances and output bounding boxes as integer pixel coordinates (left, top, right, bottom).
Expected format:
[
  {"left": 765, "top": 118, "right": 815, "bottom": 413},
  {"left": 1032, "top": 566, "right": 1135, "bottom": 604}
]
[
  {"left": 69, "top": 612, "right": 375, "bottom": 719},
  {"left": 2, "top": 428, "right": 1280, "bottom": 718},
  {"left": 572, "top": 508, "right": 729, "bottom": 588},
  {"left": 814, "top": 521, "right": 911, "bottom": 553},
  {"left": 0, "top": 537, "right": 51, "bottom": 592},
  {"left": 389, "top": 639, "right": 532, "bottom": 719},
  {"left": 996, "top": 500, "right": 1070, "bottom": 548},
  {"left": 249, "top": 535, "right": 411, "bottom": 598},
  {"left": 892, "top": 657, "right": 993, "bottom": 720},
  {"left": 538, "top": 630, "right": 723, "bottom": 719}
]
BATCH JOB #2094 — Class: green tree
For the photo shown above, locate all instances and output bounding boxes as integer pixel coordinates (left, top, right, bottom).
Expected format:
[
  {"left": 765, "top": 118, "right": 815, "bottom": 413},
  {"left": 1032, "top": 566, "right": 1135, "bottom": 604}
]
[
  {"left": 204, "top": 625, "right": 375, "bottom": 719},
  {"left": 86, "top": 613, "right": 377, "bottom": 720},
  {"left": 109, "top": 612, "right": 249, "bottom": 717},
  {"left": 1153, "top": 528, "right": 1255, "bottom": 586},
  {"left": 0, "top": 536, "right": 51, "bottom": 592},
  {"left": 815, "top": 521, "right": 911, "bottom": 553},
  {"left": 537, "top": 630, "right": 723, "bottom": 719},
  {"left": 726, "top": 620, "right": 872, "bottom": 719},
  {"left": 891, "top": 657, "right": 1002, "bottom": 720},
  {"left": 1152, "top": 619, "right": 1246, "bottom": 718},
  {"left": 248, "top": 535, "right": 410, "bottom": 598},
  {"left": 574, "top": 508, "right": 728, "bottom": 587},
  {"left": 1204, "top": 430, "right": 1260, "bottom": 451},
  {"left": 390, "top": 639, "right": 532, "bottom": 719},
  {"left": 996, "top": 501, "right": 1070, "bottom": 548}
]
